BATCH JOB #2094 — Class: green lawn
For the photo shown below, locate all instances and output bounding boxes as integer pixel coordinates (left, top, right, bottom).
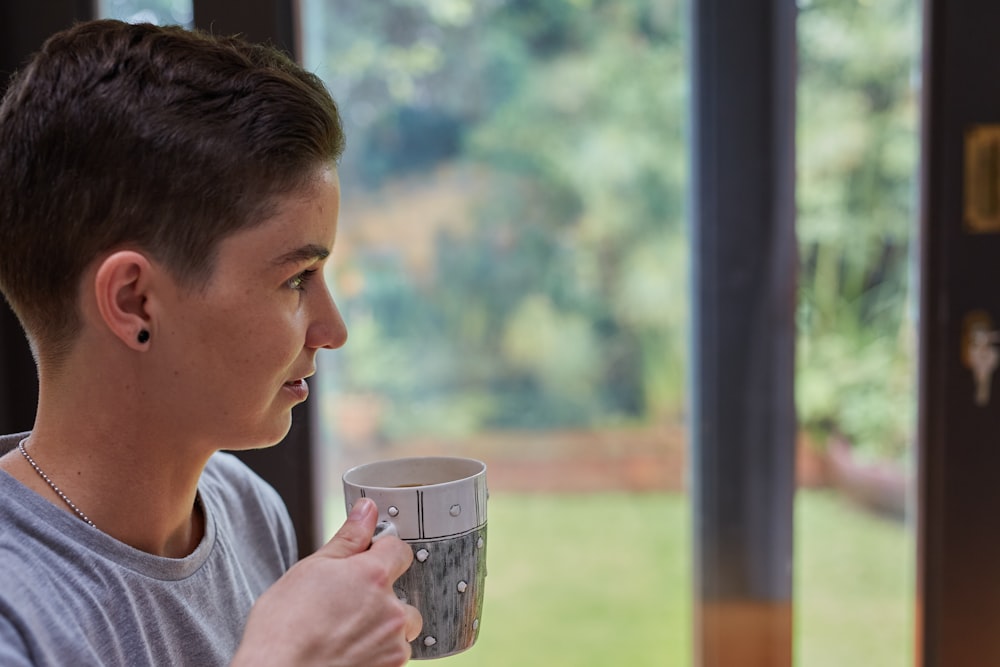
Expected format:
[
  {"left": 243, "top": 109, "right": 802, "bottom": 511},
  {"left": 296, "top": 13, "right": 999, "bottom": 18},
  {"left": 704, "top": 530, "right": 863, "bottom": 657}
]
[
  {"left": 433, "top": 491, "right": 912, "bottom": 667},
  {"left": 442, "top": 493, "right": 688, "bottom": 666},
  {"left": 324, "top": 490, "right": 912, "bottom": 665},
  {"left": 794, "top": 492, "right": 914, "bottom": 667}
]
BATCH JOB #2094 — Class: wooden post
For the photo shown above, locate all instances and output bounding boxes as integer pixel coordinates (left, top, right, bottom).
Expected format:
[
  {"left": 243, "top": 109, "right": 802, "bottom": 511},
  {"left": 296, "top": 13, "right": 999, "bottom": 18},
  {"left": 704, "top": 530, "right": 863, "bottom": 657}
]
[
  {"left": 918, "top": 0, "right": 1000, "bottom": 663},
  {"left": 689, "top": 0, "right": 797, "bottom": 665}
]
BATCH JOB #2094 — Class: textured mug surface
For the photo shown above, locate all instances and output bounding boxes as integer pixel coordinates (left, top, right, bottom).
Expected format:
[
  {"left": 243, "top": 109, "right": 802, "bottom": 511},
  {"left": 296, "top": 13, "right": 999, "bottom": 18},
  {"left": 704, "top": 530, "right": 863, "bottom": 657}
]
[{"left": 342, "top": 457, "right": 488, "bottom": 660}]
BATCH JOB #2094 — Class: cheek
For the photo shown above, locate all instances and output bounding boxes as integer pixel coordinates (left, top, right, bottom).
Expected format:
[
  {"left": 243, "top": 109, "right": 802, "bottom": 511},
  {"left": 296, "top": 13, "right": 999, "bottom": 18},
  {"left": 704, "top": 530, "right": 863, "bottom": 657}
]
[
  {"left": 219, "top": 310, "right": 303, "bottom": 372},
  {"left": 183, "top": 290, "right": 304, "bottom": 373}
]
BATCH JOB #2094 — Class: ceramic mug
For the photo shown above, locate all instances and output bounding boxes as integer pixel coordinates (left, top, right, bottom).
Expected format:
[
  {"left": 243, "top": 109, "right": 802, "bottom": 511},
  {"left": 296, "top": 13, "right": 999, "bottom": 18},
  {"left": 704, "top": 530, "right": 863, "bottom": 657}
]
[{"left": 342, "top": 457, "right": 488, "bottom": 660}]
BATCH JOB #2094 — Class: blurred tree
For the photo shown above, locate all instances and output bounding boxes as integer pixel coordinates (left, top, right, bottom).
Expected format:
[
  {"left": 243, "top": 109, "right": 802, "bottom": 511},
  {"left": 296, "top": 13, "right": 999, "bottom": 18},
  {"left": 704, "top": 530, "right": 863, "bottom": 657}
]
[
  {"left": 796, "top": 0, "right": 919, "bottom": 461},
  {"left": 314, "top": 0, "right": 918, "bottom": 456},
  {"left": 318, "top": 0, "right": 688, "bottom": 435}
]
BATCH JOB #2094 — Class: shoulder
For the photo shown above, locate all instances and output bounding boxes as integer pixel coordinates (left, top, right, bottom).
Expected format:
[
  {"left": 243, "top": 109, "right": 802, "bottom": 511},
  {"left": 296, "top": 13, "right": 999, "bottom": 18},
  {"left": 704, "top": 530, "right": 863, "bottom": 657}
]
[
  {"left": 203, "top": 451, "right": 296, "bottom": 513},
  {"left": 202, "top": 451, "right": 275, "bottom": 496},
  {"left": 0, "top": 432, "right": 29, "bottom": 457},
  {"left": 201, "top": 452, "right": 288, "bottom": 524},
  {"left": 0, "top": 471, "right": 105, "bottom": 654},
  {"left": 200, "top": 452, "right": 298, "bottom": 563}
]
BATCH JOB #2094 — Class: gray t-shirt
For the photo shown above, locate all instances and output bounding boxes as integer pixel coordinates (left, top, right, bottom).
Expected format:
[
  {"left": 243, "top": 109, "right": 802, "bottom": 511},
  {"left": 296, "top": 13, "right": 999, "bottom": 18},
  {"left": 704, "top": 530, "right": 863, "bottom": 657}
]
[{"left": 0, "top": 432, "right": 297, "bottom": 666}]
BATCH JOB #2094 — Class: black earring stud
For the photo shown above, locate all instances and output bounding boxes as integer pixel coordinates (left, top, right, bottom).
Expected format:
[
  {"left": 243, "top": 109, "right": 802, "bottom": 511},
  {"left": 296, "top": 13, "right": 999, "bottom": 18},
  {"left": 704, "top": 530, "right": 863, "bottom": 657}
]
[{"left": 137, "top": 329, "right": 150, "bottom": 344}]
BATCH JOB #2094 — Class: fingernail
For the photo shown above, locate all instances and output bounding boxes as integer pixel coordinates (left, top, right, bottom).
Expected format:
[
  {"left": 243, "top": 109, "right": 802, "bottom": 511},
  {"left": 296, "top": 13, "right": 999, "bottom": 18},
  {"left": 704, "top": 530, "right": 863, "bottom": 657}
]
[{"left": 349, "top": 497, "right": 375, "bottom": 521}]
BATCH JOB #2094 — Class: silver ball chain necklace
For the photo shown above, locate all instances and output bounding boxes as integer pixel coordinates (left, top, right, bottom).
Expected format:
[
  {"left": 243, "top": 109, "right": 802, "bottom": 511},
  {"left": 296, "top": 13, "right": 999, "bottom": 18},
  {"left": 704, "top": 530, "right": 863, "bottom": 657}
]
[{"left": 17, "top": 439, "right": 97, "bottom": 529}]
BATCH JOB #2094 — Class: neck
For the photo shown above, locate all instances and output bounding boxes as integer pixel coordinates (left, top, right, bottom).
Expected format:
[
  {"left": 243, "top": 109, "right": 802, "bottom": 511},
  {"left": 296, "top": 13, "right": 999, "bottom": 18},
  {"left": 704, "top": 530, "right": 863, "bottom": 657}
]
[
  {"left": 14, "top": 428, "right": 207, "bottom": 558},
  {"left": 4, "top": 359, "right": 211, "bottom": 558}
]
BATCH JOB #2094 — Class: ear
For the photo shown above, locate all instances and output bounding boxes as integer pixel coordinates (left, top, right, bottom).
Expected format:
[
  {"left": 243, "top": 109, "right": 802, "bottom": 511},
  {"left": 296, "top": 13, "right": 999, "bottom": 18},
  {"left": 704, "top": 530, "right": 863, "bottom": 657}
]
[{"left": 93, "top": 250, "right": 156, "bottom": 351}]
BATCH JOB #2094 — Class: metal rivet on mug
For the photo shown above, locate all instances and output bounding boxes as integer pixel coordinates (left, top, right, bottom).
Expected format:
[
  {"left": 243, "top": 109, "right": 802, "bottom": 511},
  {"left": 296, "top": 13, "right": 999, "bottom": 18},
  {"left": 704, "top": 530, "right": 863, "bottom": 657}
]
[
  {"left": 457, "top": 580, "right": 468, "bottom": 593},
  {"left": 388, "top": 506, "right": 399, "bottom": 517},
  {"left": 450, "top": 504, "right": 461, "bottom": 517},
  {"left": 416, "top": 548, "right": 430, "bottom": 562},
  {"left": 423, "top": 636, "right": 437, "bottom": 647}
]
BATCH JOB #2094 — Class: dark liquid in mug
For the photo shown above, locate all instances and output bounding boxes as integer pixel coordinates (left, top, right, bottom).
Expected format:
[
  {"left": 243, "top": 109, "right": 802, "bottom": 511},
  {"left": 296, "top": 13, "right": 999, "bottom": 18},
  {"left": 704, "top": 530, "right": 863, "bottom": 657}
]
[{"left": 392, "top": 483, "right": 427, "bottom": 488}]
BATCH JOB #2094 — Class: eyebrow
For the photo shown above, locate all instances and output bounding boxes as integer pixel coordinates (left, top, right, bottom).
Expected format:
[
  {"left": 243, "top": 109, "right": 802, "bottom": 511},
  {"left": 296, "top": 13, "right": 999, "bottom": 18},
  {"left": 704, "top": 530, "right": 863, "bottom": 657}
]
[{"left": 272, "top": 244, "right": 331, "bottom": 267}]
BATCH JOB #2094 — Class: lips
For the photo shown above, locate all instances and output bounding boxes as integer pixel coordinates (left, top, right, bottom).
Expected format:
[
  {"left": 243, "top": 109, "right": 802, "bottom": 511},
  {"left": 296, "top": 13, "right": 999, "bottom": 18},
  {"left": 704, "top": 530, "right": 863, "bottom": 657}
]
[{"left": 282, "top": 377, "right": 310, "bottom": 400}]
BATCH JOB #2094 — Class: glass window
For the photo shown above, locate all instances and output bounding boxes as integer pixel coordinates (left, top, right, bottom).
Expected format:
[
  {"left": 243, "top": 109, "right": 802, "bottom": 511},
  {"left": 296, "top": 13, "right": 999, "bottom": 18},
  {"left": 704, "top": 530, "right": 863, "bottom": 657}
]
[
  {"left": 99, "top": 0, "right": 193, "bottom": 26},
  {"left": 795, "top": 0, "right": 920, "bottom": 665},
  {"left": 303, "top": 1, "right": 690, "bottom": 664}
]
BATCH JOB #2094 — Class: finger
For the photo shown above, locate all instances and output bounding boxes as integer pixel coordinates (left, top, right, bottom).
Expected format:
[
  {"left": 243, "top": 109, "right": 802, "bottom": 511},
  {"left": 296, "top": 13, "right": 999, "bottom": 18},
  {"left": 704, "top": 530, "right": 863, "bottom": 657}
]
[
  {"left": 403, "top": 603, "right": 423, "bottom": 643},
  {"left": 316, "top": 498, "right": 378, "bottom": 559},
  {"left": 369, "top": 534, "right": 415, "bottom": 580}
]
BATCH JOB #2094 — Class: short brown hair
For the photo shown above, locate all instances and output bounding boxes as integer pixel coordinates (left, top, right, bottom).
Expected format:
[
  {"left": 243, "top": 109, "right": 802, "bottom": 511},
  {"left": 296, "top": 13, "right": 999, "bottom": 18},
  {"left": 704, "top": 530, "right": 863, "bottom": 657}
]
[{"left": 0, "top": 19, "right": 345, "bottom": 360}]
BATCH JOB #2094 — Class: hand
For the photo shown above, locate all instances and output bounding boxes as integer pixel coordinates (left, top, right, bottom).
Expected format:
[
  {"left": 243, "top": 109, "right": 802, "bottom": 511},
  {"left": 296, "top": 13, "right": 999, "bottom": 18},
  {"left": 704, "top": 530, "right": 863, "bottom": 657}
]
[{"left": 232, "top": 498, "right": 422, "bottom": 667}]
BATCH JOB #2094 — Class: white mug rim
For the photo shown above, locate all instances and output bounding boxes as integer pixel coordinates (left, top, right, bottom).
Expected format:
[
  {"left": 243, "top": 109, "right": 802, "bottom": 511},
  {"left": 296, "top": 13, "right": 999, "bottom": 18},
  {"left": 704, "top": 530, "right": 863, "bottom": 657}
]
[{"left": 342, "top": 456, "right": 487, "bottom": 491}]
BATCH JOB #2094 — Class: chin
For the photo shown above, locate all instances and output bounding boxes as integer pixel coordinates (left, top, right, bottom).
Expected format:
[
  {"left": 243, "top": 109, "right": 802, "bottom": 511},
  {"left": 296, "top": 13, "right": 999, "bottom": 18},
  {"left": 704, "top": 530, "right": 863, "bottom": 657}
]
[
  {"left": 264, "top": 413, "right": 296, "bottom": 446},
  {"left": 220, "top": 416, "right": 294, "bottom": 452}
]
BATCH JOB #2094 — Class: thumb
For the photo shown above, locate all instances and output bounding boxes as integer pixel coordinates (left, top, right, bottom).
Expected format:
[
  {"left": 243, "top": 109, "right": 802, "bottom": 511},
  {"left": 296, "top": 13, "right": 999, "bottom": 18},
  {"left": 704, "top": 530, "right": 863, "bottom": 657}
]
[{"left": 318, "top": 497, "right": 378, "bottom": 559}]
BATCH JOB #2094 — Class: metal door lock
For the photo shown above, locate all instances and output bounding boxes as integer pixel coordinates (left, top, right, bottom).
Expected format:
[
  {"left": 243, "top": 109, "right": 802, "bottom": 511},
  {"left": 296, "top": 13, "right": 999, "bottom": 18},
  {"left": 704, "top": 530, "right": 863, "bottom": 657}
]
[{"left": 962, "top": 311, "right": 1000, "bottom": 406}]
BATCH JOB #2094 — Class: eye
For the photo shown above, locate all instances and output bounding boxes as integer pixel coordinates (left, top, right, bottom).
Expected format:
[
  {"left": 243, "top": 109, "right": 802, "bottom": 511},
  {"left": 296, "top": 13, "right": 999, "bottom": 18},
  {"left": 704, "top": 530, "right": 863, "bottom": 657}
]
[{"left": 287, "top": 269, "right": 318, "bottom": 291}]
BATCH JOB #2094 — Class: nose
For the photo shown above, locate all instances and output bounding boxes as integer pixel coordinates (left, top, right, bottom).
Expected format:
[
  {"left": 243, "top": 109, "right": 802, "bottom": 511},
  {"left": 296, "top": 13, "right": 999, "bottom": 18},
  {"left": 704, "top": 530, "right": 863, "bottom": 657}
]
[{"left": 306, "top": 281, "right": 348, "bottom": 350}]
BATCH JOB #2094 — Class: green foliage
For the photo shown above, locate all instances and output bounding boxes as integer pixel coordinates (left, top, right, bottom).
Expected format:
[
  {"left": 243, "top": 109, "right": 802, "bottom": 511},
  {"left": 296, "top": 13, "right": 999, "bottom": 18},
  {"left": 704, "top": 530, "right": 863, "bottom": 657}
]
[
  {"left": 321, "top": 0, "right": 689, "bottom": 434},
  {"left": 314, "top": 0, "right": 920, "bottom": 452},
  {"left": 796, "top": 0, "right": 920, "bottom": 462},
  {"left": 463, "top": 1, "right": 688, "bottom": 423}
]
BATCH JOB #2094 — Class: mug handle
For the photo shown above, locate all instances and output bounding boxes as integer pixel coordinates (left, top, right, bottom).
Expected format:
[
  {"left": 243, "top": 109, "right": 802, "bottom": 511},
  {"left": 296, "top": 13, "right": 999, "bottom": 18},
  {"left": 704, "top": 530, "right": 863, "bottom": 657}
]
[{"left": 372, "top": 520, "right": 399, "bottom": 543}]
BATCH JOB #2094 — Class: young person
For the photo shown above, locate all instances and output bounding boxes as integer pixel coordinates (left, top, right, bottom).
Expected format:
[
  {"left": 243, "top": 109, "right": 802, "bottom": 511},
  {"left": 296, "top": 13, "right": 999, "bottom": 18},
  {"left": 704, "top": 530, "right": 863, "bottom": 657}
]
[{"left": 0, "top": 19, "right": 421, "bottom": 666}]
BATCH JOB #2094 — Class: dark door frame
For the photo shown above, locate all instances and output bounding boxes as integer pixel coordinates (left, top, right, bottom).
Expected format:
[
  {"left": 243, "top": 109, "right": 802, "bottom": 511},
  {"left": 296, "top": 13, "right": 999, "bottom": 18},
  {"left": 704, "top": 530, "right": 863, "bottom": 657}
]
[
  {"left": 918, "top": 0, "right": 1000, "bottom": 664},
  {"left": 689, "top": 1, "right": 797, "bottom": 665}
]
